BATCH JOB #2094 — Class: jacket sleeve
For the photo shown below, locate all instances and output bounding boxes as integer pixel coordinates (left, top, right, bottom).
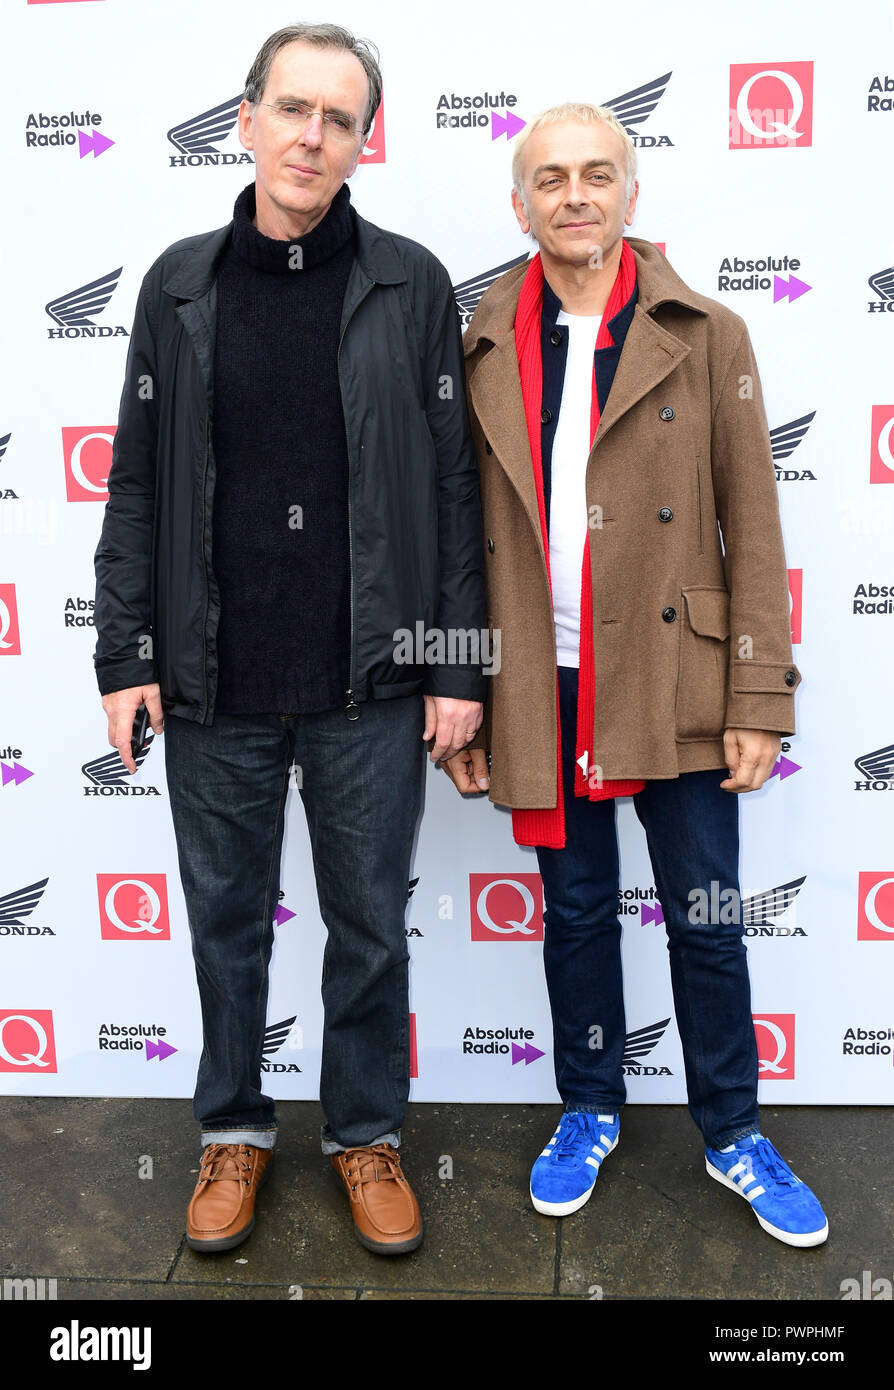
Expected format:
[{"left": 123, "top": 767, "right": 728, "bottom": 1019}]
[
  {"left": 418, "top": 258, "right": 489, "bottom": 703},
  {"left": 92, "top": 267, "right": 161, "bottom": 696},
  {"left": 709, "top": 320, "right": 802, "bottom": 733}
]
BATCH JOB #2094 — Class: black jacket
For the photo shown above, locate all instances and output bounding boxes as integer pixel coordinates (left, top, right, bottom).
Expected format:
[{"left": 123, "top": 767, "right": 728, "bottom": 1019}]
[{"left": 93, "top": 201, "right": 488, "bottom": 721}]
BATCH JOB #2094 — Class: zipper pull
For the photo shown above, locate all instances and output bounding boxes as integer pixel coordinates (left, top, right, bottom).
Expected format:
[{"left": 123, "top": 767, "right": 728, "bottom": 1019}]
[{"left": 344, "top": 690, "right": 360, "bottom": 721}]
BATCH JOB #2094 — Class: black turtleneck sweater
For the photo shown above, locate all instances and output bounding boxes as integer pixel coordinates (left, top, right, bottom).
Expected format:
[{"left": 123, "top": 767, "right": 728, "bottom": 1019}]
[{"left": 211, "top": 180, "right": 355, "bottom": 715}]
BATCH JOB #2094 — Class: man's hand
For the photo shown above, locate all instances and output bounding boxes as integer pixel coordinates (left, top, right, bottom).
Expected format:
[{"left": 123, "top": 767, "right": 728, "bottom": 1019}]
[
  {"left": 442, "top": 746, "right": 490, "bottom": 794},
  {"left": 720, "top": 727, "right": 781, "bottom": 793},
  {"left": 101, "top": 682, "right": 164, "bottom": 775},
  {"left": 422, "top": 695, "right": 483, "bottom": 765}
]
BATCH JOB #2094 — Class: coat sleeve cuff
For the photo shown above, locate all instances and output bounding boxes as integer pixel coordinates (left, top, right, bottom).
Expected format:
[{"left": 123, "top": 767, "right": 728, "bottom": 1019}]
[{"left": 725, "top": 659, "right": 801, "bottom": 732}]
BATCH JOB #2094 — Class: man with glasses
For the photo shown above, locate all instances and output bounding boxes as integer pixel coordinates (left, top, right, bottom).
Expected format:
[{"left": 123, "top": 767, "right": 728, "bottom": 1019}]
[{"left": 93, "top": 23, "right": 486, "bottom": 1256}]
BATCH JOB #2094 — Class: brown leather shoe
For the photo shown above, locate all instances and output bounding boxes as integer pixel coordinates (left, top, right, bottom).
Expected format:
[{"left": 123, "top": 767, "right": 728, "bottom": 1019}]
[
  {"left": 331, "top": 1143, "right": 423, "bottom": 1254},
  {"left": 186, "top": 1143, "right": 273, "bottom": 1252}
]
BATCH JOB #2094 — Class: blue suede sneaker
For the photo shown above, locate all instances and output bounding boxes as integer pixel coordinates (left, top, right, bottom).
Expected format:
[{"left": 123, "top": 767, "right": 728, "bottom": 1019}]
[
  {"left": 705, "top": 1132, "right": 828, "bottom": 1247},
  {"left": 530, "top": 1111, "right": 620, "bottom": 1216}
]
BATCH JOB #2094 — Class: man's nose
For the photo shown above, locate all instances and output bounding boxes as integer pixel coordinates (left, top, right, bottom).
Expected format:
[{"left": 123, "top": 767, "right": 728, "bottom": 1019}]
[{"left": 300, "top": 113, "right": 324, "bottom": 149}]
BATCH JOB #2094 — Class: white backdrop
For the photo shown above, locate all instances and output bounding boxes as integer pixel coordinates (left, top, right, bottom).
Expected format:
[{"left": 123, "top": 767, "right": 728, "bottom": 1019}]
[{"left": 2, "top": 0, "right": 893, "bottom": 1107}]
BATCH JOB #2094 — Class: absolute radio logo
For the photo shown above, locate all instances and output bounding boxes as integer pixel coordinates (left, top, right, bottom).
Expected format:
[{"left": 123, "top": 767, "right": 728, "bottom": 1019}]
[
  {"left": 729, "top": 62, "right": 813, "bottom": 148},
  {"left": 842, "top": 1026, "right": 894, "bottom": 1057},
  {"left": 867, "top": 265, "right": 894, "bottom": 313},
  {"left": 0, "top": 878, "right": 54, "bottom": 937},
  {"left": 1, "top": 743, "right": 31, "bottom": 789},
  {"left": 852, "top": 583, "right": 894, "bottom": 615},
  {"left": 753, "top": 1013, "right": 795, "bottom": 1079},
  {"left": 716, "top": 252, "right": 810, "bottom": 301},
  {"left": 435, "top": 87, "right": 522, "bottom": 133},
  {"left": 81, "top": 737, "right": 159, "bottom": 796},
  {"left": 45, "top": 269, "right": 128, "bottom": 340},
  {"left": 871, "top": 406, "right": 894, "bottom": 482},
  {"left": 462, "top": 1025, "right": 544, "bottom": 1064},
  {"left": 0, "top": 584, "right": 22, "bottom": 656},
  {"left": 857, "top": 872, "right": 894, "bottom": 940},
  {"left": 854, "top": 744, "right": 894, "bottom": 791},
  {"left": 62, "top": 427, "right": 114, "bottom": 501},
  {"left": 97, "top": 1022, "right": 176, "bottom": 1058},
  {"left": 771, "top": 411, "right": 816, "bottom": 482},
  {"left": 0, "top": 1011, "right": 57, "bottom": 1073},
  {"left": 868, "top": 75, "right": 894, "bottom": 112},
  {"left": 96, "top": 875, "right": 170, "bottom": 940},
  {"left": 24, "top": 109, "right": 114, "bottom": 159},
  {"left": 261, "top": 1016, "right": 302, "bottom": 1074},
  {"left": 469, "top": 873, "right": 543, "bottom": 940}
]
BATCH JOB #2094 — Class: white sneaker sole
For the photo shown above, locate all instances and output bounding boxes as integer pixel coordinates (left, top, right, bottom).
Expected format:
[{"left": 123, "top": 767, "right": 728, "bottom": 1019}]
[
  {"left": 705, "top": 1158, "right": 829, "bottom": 1247},
  {"left": 530, "top": 1135, "right": 619, "bottom": 1216}
]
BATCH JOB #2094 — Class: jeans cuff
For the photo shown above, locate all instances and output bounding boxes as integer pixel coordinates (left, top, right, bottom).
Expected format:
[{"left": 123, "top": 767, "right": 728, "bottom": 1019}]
[
  {"left": 201, "top": 1127, "right": 278, "bottom": 1151},
  {"left": 563, "top": 1102, "right": 622, "bottom": 1117},
  {"left": 321, "top": 1127, "right": 401, "bottom": 1156},
  {"left": 705, "top": 1122, "right": 761, "bottom": 1150}
]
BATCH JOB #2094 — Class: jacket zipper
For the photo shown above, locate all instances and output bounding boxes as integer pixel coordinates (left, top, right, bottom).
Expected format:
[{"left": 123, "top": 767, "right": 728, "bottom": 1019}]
[{"left": 338, "top": 274, "right": 376, "bottom": 721}]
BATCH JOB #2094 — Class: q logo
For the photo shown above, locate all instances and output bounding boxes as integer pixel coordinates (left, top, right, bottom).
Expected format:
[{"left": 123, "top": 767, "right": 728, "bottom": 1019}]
[
  {"left": 729, "top": 62, "right": 813, "bottom": 148},
  {"left": 0, "top": 584, "right": 21, "bottom": 655},
  {"left": 870, "top": 406, "right": 894, "bottom": 484},
  {"left": 470, "top": 874, "right": 544, "bottom": 941},
  {"left": 61, "top": 427, "right": 115, "bottom": 502},
  {"left": 97, "top": 874, "right": 170, "bottom": 940},
  {"left": 0, "top": 1010, "right": 57, "bottom": 1072},
  {"left": 753, "top": 1014, "right": 795, "bottom": 1079},
  {"left": 858, "top": 872, "right": 894, "bottom": 940}
]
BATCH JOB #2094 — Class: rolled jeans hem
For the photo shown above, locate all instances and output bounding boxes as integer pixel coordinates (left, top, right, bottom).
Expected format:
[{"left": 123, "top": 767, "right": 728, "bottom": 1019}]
[
  {"left": 321, "top": 1127, "right": 400, "bottom": 1156},
  {"left": 563, "top": 1102, "right": 622, "bottom": 1117},
  {"left": 201, "top": 1128, "right": 278, "bottom": 1151},
  {"left": 705, "top": 1121, "right": 761, "bottom": 1150}
]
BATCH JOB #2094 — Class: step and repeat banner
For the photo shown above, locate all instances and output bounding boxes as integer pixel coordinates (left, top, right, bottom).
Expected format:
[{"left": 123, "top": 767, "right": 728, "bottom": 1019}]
[{"left": 2, "top": 0, "right": 893, "bottom": 1108}]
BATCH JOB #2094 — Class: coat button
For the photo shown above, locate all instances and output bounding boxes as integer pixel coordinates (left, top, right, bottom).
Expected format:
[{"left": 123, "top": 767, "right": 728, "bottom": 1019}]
[
  {"left": 784, "top": 669, "right": 796, "bottom": 686},
  {"left": 659, "top": 405, "right": 675, "bottom": 421},
  {"left": 541, "top": 407, "right": 553, "bottom": 424},
  {"left": 658, "top": 507, "right": 673, "bottom": 522},
  {"left": 549, "top": 329, "right": 562, "bottom": 346},
  {"left": 487, "top": 537, "right": 495, "bottom": 553},
  {"left": 484, "top": 439, "right": 492, "bottom": 454},
  {"left": 662, "top": 606, "right": 677, "bottom": 622}
]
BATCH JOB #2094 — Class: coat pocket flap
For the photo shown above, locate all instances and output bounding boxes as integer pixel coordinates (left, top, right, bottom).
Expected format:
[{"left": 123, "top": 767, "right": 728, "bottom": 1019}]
[{"left": 682, "top": 587, "right": 730, "bottom": 639}]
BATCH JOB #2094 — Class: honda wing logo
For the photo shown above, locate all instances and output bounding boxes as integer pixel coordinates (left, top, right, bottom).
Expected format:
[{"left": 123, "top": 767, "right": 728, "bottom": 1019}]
[
  {"left": 742, "top": 876, "right": 805, "bottom": 927},
  {"left": 45, "top": 268, "right": 122, "bottom": 329},
  {"left": 622, "top": 1018, "right": 671, "bottom": 1067},
  {"left": 0, "top": 878, "right": 49, "bottom": 927},
  {"left": 601, "top": 72, "right": 671, "bottom": 130},
  {"left": 453, "top": 254, "right": 529, "bottom": 329},
  {"left": 167, "top": 96, "right": 242, "bottom": 155},
  {"left": 868, "top": 266, "right": 894, "bottom": 303},
  {"left": 263, "top": 1016, "right": 298, "bottom": 1057},
  {"left": 82, "top": 737, "right": 154, "bottom": 787},
  {"left": 769, "top": 412, "right": 815, "bottom": 461}
]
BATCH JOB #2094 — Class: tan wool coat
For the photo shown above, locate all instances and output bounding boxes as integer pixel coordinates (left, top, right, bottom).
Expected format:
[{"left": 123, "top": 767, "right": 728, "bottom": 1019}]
[{"left": 462, "top": 236, "right": 801, "bottom": 809}]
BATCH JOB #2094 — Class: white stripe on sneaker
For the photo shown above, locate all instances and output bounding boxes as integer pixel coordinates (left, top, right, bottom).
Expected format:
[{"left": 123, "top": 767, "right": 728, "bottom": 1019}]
[
  {"left": 585, "top": 1155, "right": 600, "bottom": 1169},
  {"left": 746, "top": 1185, "right": 765, "bottom": 1200}
]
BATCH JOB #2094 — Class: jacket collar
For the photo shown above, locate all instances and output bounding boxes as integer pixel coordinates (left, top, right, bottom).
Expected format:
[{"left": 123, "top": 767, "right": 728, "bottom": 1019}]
[
  {"left": 463, "top": 235, "right": 707, "bottom": 355},
  {"left": 161, "top": 197, "right": 407, "bottom": 302}
]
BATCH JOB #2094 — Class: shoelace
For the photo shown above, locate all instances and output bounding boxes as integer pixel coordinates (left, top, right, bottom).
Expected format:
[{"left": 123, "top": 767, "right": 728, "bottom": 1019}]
[
  {"left": 552, "top": 1113, "right": 610, "bottom": 1163},
  {"left": 342, "top": 1144, "right": 402, "bottom": 1187},
  {"left": 739, "top": 1137, "right": 800, "bottom": 1191},
  {"left": 200, "top": 1143, "right": 255, "bottom": 1186}
]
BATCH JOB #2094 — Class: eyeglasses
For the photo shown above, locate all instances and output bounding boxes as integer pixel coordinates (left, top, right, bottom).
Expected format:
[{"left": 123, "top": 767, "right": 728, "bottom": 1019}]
[{"left": 257, "top": 100, "right": 360, "bottom": 142}]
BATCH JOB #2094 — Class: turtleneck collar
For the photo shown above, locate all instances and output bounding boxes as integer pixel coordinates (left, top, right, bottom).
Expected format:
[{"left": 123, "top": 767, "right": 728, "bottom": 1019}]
[{"left": 229, "top": 180, "right": 354, "bottom": 273}]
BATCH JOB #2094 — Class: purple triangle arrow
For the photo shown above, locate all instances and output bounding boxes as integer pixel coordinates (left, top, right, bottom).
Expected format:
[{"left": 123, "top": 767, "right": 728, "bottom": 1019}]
[
  {"left": 642, "top": 901, "right": 665, "bottom": 926},
  {"left": 773, "top": 273, "right": 811, "bottom": 303},
  {"left": 511, "top": 1041, "right": 545, "bottom": 1065},
  {"left": 491, "top": 110, "right": 526, "bottom": 141},
  {"left": 273, "top": 904, "right": 296, "bottom": 925},
  {"left": 146, "top": 1038, "right": 177, "bottom": 1061},
  {"left": 78, "top": 129, "right": 115, "bottom": 159},
  {"left": 771, "top": 754, "right": 801, "bottom": 780},
  {"left": 2, "top": 761, "right": 33, "bottom": 787}
]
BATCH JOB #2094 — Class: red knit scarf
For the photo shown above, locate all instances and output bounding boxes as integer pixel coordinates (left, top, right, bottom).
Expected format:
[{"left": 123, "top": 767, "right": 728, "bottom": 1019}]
[{"left": 512, "top": 242, "right": 645, "bottom": 850}]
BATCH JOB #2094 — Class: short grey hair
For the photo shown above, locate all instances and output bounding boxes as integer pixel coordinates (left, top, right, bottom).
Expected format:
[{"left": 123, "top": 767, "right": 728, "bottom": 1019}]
[
  {"left": 512, "top": 101, "right": 638, "bottom": 205},
  {"left": 244, "top": 23, "right": 383, "bottom": 138}
]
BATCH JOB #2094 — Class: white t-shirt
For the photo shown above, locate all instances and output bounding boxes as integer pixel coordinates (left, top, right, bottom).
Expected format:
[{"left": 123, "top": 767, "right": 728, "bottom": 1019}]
[{"left": 549, "top": 308, "right": 601, "bottom": 667}]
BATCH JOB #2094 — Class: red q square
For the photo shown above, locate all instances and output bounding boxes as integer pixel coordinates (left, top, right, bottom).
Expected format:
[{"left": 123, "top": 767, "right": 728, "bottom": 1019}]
[
  {"left": 0, "top": 1010, "right": 57, "bottom": 1073},
  {"left": 470, "top": 873, "right": 544, "bottom": 941},
  {"left": 870, "top": 406, "right": 894, "bottom": 483},
  {"left": 0, "top": 584, "right": 22, "bottom": 656},
  {"left": 97, "top": 874, "right": 171, "bottom": 940},
  {"left": 753, "top": 1013, "right": 795, "bottom": 1080},
  {"left": 358, "top": 95, "right": 385, "bottom": 164},
  {"left": 62, "top": 427, "right": 115, "bottom": 502},
  {"left": 729, "top": 62, "right": 813, "bottom": 149},
  {"left": 858, "top": 872, "right": 894, "bottom": 940}
]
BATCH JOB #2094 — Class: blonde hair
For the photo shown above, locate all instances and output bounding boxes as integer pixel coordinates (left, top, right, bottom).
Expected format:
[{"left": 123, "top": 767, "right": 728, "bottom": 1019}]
[{"left": 511, "top": 101, "right": 637, "bottom": 204}]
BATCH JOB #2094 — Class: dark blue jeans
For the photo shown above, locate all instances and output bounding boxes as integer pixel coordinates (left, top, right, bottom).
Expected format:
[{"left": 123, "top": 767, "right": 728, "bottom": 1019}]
[
  {"left": 534, "top": 666, "right": 760, "bottom": 1149},
  {"left": 162, "top": 694, "right": 425, "bottom": 1154}
]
